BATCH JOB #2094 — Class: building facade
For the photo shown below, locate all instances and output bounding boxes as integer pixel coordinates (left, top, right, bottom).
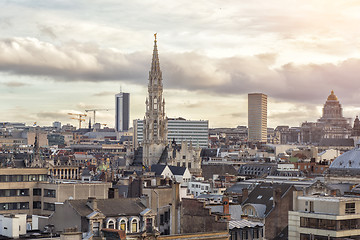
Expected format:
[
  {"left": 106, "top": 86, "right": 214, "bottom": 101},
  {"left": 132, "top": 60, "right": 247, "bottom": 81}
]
[
  {"left": 300, "top": 91, "right": 352, "bottom": 144},
  {"left": 134, "top": 118, "right": 209, "bottom": 149},
  {"left": 115, "top": 92, "right": 130, "bottom": 132},
  {"left": 289, "top": 195, "right": 360, "bottom": 240},
  {"left": 248, "top": 93, "right": 267, "bottom": 143}
]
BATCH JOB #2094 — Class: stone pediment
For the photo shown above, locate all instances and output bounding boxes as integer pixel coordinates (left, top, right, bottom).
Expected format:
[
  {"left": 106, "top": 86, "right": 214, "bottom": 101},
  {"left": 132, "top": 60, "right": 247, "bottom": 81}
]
[
  {"left": 86, "top": 211, "right": 105, "bottom": 220},
  {"left": 140, "top": 208, "right": 156, "bottom": 217}
]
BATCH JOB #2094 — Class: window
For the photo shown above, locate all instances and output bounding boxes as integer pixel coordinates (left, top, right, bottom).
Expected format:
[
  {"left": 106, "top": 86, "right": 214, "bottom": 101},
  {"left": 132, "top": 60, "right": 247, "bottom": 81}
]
[
  {"left": 346, "top": 202, "right": 356, "bottom": 214},
  {"left": 43, "top": 202, "right": 55, "bottom": 211},
  {"left": 92, "top": 222, "right": 100, "bottom": 237},
  {"left": 0, "top": 202, "right": 29, "bottom": 210},
  {"left": 33, "top": 188, "right": 42, "bottom": 196},
  {"left": 0, "top": 189, "right": 29, "bottom": 197},
  {"left": 131, "top": 219, "right": 138, "bottom": 233},
  {"left": 107, "top": 220, "right": 115, "bottom": 229},
  {"left": 160, "top": 214, "right": 164, "bottom": 225},
  {"left": 146, "top": 218, "right": 153, "bottom": 232},
  {"left": 44, "top": 189, "right": 56, "bottom": 198},
  {"left": 119, "top": 218, "right": 127, "bottom": 231},
  {"left": 33, "top": 201, "right": 41, "bottom": 209}
]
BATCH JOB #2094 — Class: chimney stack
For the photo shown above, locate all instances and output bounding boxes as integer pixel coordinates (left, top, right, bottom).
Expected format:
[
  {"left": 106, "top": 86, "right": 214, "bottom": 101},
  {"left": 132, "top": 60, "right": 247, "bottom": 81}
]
[
  {"left": 222, "top": 196, "right": 231, "bottom": 220},
  {"left": 87, "top": 197, "right": 98, "bottom": 211},
  {"left": 241, "top": 188, "right": 249, "bottom": 203},
  {"left": 273, "top": 188, "right": 282, "bottom": 207}
]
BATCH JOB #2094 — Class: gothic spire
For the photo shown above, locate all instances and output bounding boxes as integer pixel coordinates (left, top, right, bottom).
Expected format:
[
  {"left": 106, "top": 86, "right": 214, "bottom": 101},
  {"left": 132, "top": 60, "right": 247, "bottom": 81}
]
[{"left": 149, "top": 33, "right": 162, "bottom": 85}]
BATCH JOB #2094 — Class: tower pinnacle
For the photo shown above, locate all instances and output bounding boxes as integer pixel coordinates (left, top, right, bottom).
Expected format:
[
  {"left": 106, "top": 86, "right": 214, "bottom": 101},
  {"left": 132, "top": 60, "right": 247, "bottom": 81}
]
[{"left": 143, "top": 34, "right": 168, "bottom": 167}]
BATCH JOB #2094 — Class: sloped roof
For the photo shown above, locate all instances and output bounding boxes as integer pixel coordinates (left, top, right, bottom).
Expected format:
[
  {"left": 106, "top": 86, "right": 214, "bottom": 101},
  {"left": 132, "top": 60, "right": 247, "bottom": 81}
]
[
  {"left": 168, "top": 165, "right": 187, "bottom": 176},
  {"left": 225, "top": 183, "right": 254, "bottom": 194},
  {"left": 201, "top": 164, "right": 237, "bottom": 180},
  {"left": 229, "top": 219, "right": 263, "bottom": 229},
  {"left": 150, "top": 164, "right": 167, "bottom": 176},
  {"left": 68, "top": 198, "right": 146, "bottom": 217},
  {"left": 242, "top": 182, "right": 293, "bottom": 217}
]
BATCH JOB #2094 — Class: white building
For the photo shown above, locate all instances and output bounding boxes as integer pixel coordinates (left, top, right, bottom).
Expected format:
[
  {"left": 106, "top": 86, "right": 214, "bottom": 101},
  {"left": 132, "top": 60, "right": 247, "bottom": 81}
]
[
  {"left": 187, "top": 181, "right": 211, "bottom": 197},
  {"left": 0, "top": 214, "right": 27, "bottom": 238},
  {"left": 133, "top": 118, "right": 209, "bottom": 149},
  {"left": 289, "top": 194, "right": 360, "bottom": 240},
  {"left": 248, "top": 93, "right": 267, "bottom": 142}
]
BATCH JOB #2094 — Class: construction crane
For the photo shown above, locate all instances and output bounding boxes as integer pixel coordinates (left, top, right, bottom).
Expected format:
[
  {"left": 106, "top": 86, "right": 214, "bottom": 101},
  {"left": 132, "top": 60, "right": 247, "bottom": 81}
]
[
  {"left": 85, "top": 109, "right": 111, "bottom": 124},
  {"left": 68, "top": 113, "right": 87, "bottom": 129}
]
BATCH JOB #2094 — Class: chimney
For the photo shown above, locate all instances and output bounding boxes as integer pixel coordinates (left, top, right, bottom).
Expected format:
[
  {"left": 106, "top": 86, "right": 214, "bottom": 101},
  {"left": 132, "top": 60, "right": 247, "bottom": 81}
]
[
  {"left": 87, "top": 197, "right": 98, "bottom": 211},
  {"left": 241, "top": 188, "right": 249, "bottom": 203},
  {"left": 114, "top": 188, "right": 119, "bottom": 199},
  {"left": 171, "top": 182, "right": 180, "bottom": 235},
  {"left": 222, "top": 196, "right": 231, "bottom": 220},
  {"left": 273, "top": 188, "right": 282, "bottom": 207}
]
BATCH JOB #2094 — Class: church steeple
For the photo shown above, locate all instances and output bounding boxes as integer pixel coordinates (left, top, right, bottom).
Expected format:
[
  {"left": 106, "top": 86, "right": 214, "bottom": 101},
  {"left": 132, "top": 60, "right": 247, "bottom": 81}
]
[
  {"left": 143, "top": 34, "right": 168, "bottom": 167},
  {"left": 149, "top": 33, "right": 162, "bottom": 84}
]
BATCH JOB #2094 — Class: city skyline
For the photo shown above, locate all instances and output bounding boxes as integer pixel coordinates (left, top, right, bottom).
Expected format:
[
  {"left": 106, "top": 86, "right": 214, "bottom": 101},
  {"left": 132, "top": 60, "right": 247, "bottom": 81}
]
[{"left": 1, "top": 1, "right": 360, "bottom": 128}]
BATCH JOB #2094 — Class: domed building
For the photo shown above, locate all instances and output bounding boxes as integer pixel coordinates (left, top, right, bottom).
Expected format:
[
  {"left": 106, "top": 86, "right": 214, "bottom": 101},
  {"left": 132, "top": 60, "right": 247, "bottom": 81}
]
[
  {"left": 301, "top": 90, "right": 352, "bottom": 144},
  {"left": 328, "top": 142, "right": 360, "bottom": 175},
  {"left": 317, "top": 90, "right": 351, "bottom": 129}
]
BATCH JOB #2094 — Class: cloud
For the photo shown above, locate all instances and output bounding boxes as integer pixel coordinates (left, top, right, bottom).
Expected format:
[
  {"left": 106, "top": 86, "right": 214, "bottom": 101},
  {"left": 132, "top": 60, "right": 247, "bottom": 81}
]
[
  {"left": 38, "top": 25, "right": 57, "bottom": 39},
  {"left": 1, "top": 37, "right": 360, "bottom": 107},
  {"left": 93, "top": 91, "right": 116, "bottom": 97},
  {"left": 3, "top": 81, "right": 28, "bottom": 87},
  {"left": 36, "top": 111, "right": 68, "bottom": 119}
]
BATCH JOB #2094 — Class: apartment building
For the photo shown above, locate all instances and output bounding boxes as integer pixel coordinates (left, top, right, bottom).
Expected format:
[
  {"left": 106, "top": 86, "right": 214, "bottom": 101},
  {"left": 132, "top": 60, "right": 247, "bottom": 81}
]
[{"left": 289, "top": 194, "right": 360, "bottom": 239}]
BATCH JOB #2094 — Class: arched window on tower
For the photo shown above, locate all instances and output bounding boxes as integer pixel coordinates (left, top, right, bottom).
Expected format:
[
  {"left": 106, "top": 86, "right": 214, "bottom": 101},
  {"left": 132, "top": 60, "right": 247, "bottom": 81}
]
[{"left": 154, "top": 97, "right": 158, "bottom": 110}]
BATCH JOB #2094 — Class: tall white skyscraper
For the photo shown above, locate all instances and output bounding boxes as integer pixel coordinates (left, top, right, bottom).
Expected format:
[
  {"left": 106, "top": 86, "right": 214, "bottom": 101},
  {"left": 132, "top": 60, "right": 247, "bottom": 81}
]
[
  {"left": 115, "top": 92, "right": 130, "bottom": 132},
  {"left": 248, "top": 93, "right": 267, "bottom": 142}
]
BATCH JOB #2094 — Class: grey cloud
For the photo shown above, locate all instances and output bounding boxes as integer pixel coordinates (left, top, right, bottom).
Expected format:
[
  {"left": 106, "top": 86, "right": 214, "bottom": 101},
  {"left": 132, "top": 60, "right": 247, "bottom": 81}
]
[
  {"left": 38, "top": 25, "right": 57, "bottom": 39},
  {"left": 1, "top": 37, "right": 360, "bottom": 106},
  {"left": 93, "top": 91, "right": 116, "bottom": 97},
  {"left": 0, "top": 17, "right": 12, "bottom": 28}
]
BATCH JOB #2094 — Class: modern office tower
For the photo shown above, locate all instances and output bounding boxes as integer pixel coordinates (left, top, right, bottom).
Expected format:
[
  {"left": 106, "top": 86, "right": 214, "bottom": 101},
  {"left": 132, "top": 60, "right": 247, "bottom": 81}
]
[
  {"left": 133, "top": 118, "right": 209, "bottom": 149},
  {"left": 115, "top": 92, "right": 130, "bottom": 132},
  {"left": 248, "top": 93, "right": 267, "bottom": 142}
]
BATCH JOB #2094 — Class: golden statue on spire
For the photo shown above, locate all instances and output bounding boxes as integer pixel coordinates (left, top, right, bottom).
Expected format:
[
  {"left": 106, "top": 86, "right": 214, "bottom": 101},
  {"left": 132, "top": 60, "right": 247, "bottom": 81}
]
[{"left": 154, "top": 33, "right": 157, "bottom": 41}]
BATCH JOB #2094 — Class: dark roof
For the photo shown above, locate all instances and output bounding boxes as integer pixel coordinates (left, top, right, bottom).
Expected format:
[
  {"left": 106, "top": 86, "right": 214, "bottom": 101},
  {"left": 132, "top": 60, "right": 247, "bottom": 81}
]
[
  {"left": 158, "top": 146, "right": 168, "bottom": 164},
  {"left": 200, "top": 148, "right": 218, "bottom": 158},
  {"left": 150, "top": 164, "right": 167, "bottom": 176},
  {"left": 242, "top": 182, "right": 293, "bottom": 217},
  {"left": 225, "top": 183, "right": 254, "bottom": 194},
  {"left": 201, "top": 164, "right": 237, "bottom": 180},
  {"left": 168, "top": 165, "right": 186, "bottom": 175},
  {"left": 68, "top": 198, "right": 146, "bottom": 217},
  {"left": 319, "top": 138, "right": 354, "bottom": 147}
]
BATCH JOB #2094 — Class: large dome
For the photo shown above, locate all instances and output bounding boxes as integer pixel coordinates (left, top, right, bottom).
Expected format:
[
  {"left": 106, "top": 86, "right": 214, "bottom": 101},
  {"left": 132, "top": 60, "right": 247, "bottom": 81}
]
[{"left": 329, "top": 144, "right": 360, "bottom": 170}]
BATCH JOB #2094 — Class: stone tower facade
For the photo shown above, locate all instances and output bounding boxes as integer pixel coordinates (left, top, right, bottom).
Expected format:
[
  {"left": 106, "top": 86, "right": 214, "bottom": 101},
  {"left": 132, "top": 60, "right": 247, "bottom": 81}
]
[{"left": 142, "top": 35, "right": 168, "bottom": 167}]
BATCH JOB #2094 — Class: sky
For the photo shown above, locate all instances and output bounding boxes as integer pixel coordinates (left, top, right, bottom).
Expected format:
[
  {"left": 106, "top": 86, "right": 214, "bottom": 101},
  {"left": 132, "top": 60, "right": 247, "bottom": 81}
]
[{"left": 1, "top": 0, "right": 360, "bottom": 128}]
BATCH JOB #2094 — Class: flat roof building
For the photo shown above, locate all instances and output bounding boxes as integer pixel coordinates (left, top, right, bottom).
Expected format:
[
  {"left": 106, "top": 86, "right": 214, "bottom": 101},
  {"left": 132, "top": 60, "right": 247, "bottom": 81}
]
[
  {"left": 248, "top": 93, "right": 267, "bottom": 143},
  {"left": 133, "top": 118, "right": 209, "bottom": 149},
  {"left": 115, "top": 92, "right": 130, "bottom": 132}
]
